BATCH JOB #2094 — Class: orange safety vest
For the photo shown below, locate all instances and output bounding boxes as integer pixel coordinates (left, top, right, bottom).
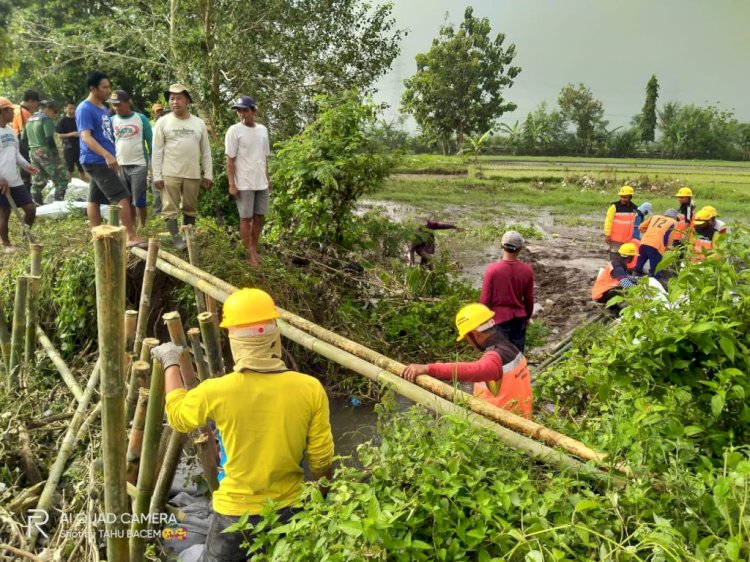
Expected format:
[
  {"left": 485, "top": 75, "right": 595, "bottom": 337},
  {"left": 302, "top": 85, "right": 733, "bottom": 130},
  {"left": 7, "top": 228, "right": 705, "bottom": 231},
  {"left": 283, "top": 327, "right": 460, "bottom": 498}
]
[
  {"left": 592, "top": 264, "right": 621, "bottom": 301},
  {"left": 640, "top": 215, "right": 677, "bottom": 254},
  {"left": 609, "top": 202, "right": 638, "bottom": 244},
  {"left": 672, "top": 205, "right": 695, "bottom": 242},
  {"left": 691, "top": 228, "right": 717, "bottom": 262},
  {"left": 472, "top": 333, "right": 532, "bottom": 418}
]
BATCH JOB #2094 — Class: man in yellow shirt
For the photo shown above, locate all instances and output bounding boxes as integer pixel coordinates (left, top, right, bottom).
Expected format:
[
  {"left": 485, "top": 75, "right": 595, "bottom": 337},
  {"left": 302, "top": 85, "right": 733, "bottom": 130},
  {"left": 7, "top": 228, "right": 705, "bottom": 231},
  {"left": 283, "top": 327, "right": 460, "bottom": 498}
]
[{"left": 152, "top": 288, "right": 334, "bottom": 562}]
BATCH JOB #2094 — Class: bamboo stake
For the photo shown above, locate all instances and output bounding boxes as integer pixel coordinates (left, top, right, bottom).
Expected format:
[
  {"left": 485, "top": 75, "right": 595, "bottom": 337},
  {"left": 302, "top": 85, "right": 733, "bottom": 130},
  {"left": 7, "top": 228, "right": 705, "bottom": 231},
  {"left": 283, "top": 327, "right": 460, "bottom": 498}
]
[
  {"left": 131, "top": 359, "right": 166, "bottom": 559},
  {"left": 92, "top": 225, "right": 129, "bottom": 562},
  {"left": 161, "top": 311, "right": 219, "bottom": 491},
  {"left": 187, "top": 328, "right": 209, "bottom": 381},
  {"left": 182, "top": 225, "right": 206, "bottom": 314},
  {"left": 36, "top": 326, "right": 85, "bottom": 403},
  {"left": 205, "top": 295, "right": 221, "bottom": 343},
  {"left": 133, "top": 239, "right": 159, "bottom": 357},
  {"left": 29, "top": 243, "right": 43, "bottom": 276},
  {"left": 9, "top": 276, "right": 30, "bottom": 386},
  {"left": 28, "top": 362, "right": 101, "bottom": 548},
  {"left": 125, "top": 310, "right": 138, "bottom": 353},
  {"left": 24, "top": 276, "right": 40, "bottom": 363},
  {"left": 139, "top": 337, "right": 160, "bottom": 365},
  {"left": 1, "top": 299, "right": 12, "bottom": 374},
  {"left": 197, "top": 312, "right": 224, "bottom": 377},
  {"left": 149, "top": 430, "right": 188, "bottom": 518},
  {"left": 108, "top": 204, "right": 121, "bottom": 227},
  {"left": 126, "top": 389, "right": 149, "bottom": 485},
  {"left": 130, "top": 249, "right": 611, "bottom": 467},
  {"left": 126, "top": 356, "right": 150, "bottom": 423}
]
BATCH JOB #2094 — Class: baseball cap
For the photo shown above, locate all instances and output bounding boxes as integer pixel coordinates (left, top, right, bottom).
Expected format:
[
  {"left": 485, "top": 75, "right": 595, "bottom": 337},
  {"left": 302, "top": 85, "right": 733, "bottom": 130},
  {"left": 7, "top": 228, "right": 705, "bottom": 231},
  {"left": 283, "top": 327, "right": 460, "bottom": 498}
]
[
  {"left": 501, "top": 230, "right": 525, "bottom": 251},
  {"left": 231, "top": 96, "right": 256, "bottom": 110},
  {"left": 0, "top": 97, "right": 15, "bottom": 110},
  {"left": 638, "top": 202, "right": 652, "bottom": 215},
  {"left": 110, "top": 90, "right": 131, "bottom": 105},
  {"left": 165, "top": 83, "right": 192, "bottom": 103}
]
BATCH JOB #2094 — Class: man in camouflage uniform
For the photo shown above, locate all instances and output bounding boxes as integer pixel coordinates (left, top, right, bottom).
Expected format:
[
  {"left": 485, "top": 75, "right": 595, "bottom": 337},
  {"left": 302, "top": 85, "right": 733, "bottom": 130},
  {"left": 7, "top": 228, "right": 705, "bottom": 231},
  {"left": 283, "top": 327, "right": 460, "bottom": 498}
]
[{"left": 22, "top": 100, "right": 68, "bottom": 203}]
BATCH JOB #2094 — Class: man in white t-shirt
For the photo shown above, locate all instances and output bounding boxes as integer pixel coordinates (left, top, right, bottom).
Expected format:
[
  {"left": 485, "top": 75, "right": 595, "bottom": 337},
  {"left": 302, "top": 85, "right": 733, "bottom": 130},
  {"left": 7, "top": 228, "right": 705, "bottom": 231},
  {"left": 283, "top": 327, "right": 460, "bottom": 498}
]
[
  {"left": 224, "top": 96, "right": 270, "bottom": 266},
  {"left": 110, "top": 90, "right": 153, "bottom": 228}
]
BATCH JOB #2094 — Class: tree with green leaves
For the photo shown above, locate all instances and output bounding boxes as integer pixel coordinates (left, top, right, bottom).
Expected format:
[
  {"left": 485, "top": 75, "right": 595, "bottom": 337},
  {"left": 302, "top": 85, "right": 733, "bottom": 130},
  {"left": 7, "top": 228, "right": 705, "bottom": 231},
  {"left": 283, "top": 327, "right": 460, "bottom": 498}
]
[
  {"left": 401, "top": 6, "right": 520, "bottom": 155},
  {"left": 557, "top": 83, "right": 607, "bottom": 156},
  {"left": 271, "top": 90, "right": 398, "bottom": 245},
  {"left": 639, "top": 75, "right": 659, "bottom": 143}
]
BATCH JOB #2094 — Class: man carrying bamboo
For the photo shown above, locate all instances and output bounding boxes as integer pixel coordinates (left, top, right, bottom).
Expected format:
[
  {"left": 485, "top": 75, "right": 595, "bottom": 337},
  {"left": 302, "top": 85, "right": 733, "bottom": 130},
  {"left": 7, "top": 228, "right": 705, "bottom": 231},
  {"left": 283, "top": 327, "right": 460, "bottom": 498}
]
[{"left": 152, "top": 288, "right": 334, "bottom": 561}]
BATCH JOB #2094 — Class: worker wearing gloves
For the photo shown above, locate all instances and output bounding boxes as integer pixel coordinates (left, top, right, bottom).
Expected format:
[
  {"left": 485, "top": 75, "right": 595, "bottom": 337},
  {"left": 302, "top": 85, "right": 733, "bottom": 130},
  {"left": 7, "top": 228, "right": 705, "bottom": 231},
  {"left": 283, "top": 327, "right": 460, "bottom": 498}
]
[
  {"left": 592, "top": 242, "right": 640, "bottom": 307},
  {"left": 400, "top": 303, "right": 532, "bottom": 418},
  {"left": 152, "top": 288, "right": 334, "bottom": 562},
  {"left": 634, "top": 209, "right": 679, "bottom": 278},
  {"left": 603, "top": 185, "right": 638, "bottom": 258}
]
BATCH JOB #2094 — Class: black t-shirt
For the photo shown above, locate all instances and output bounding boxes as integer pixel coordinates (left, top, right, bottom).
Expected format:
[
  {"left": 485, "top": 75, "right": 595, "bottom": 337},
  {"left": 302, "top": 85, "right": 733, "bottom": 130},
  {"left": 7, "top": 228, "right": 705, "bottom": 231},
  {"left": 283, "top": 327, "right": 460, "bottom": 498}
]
[{"left": 55, "top": 116, "right": 78, "bottom": 149}]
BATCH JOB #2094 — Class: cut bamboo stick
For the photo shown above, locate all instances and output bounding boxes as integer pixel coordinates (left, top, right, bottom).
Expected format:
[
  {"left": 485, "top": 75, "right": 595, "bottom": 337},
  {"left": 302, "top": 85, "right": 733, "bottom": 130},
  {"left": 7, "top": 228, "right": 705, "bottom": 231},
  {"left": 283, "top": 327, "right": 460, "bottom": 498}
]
[
  {"left": 131, "top": 359, "right": 166, "bottom": 559},
  {"left": 126, "top": 389, "right": 149, "bottom": 484},
  {"left": 149, "top": 430, "right": 188, "bottom": 518},
  {"left": 126, "top": 358, "right": 150, "bottom": 423},
  {"left": 187, "top": 328, "right": 208, "bottom": 381},
  {"left": 139, "top": 337, "right": 160, "bottom": 365},
  {"left": 28, "top": 361, "right": 101, "bottom": 549},
  {"left": 130, "top": 249, "right": 613, "bottom": 469},
  {"left": 133, "top": 239, "right": 159, "bottom": 357},
  {"left": 24, "top": 276, "right": 40, "bottom": 363},
  {"left": 0, "top": 299, "right": 12, "bottom": 374},
  {"left": 125, "top": 310, "right": 138, "bottom": 353},
  {"left": 9, "top": 276, "right": 30, "bottom": 386},
  {"left": 182, "top": 225, "right": 206, "bottom": 314},
  {"left": 108, "top": 204, "right": 121, "bottom": 227},
  {"left": 92, "top": 225, "right": 129, "bottom": 562},
  {"left": 197, "top": 312, "right": 224, "bottom": 377},
  {"left": 36, "top": 326, "right": 85, "bottom": 403},
  {"left": 205, "top": 295, "right": 221, "bottom": 341},
  {"left": 29, "top": 243, "right": 43, "bottom": 276},
  {"left": 17, "top": 423, "right": 43, "bottom": 485}
]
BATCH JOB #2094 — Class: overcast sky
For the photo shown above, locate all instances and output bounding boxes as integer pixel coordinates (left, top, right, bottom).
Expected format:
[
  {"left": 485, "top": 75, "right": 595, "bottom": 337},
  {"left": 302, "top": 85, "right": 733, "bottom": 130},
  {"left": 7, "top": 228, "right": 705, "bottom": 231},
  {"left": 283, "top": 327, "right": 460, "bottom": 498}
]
[{"left": 374, "top": 0, "right": 750, "bottom": 131}]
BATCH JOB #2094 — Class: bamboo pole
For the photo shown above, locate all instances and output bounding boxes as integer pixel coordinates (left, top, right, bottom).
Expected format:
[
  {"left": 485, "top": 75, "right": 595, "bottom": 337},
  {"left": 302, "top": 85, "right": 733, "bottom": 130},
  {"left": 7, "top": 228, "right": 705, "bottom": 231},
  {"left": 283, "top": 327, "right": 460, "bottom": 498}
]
[
  {"left": 28, "top": 361, "right": 101, "bottom": 549},
  {"left": 126, "top": 389, "right": 149, "bottom": 485},
  {"left": 74, "top": 402, "right": 102, "bottom": 443},
  {"left": 131, "top": 359, "right": 166, "bottom": 560},
  {"left": 187, "top": 328, "right": 208, "bottom": 381},
  {"left": 126, "top": 360, "right": 150, "bottom": 428},
  {"left": 36, "top": 326, "right": 85, "bottom": 403},
  {"left": 9, "top": 276, "right": 29, "bottom": 386},
  {"left": 182, "top": 225, "right": 206, "bottom": 314},
  {"left": 92, "top": 225, "right": 129, "bottom": 562},
  {"left": 133, "top": 239, "right": 159, "bottom": 357},
  {"left": 149, "top": 431, "right": 188, "bottom": 518},
  {"left": 125, "top": 310, "right": 138, "bottom": 353},
  {"left": 24, "top": 276, "right": 40, "bottom": 363},
  {"left": 280, "top": 322, "right": 622, "bottom": 488},
  {"left": 126, "top": 482, "right": 184, "bottom": 522},
  {"left": 205, "top": 294, "right": 221, "bottom": 342},
  {"left": 1, "top": 300, "right": 12, "bottom": 374},
  {"left": 108, "top": 204, "right": 121, "bottom": 227},
  {"left": 139, "top": 337, "right": 160, "bottom": 365},
  {"left": 29, "top": 243, "right": 43, "bottom": 276},
  {"left": 161, "top": 311, "right": 219, "bottom": 491},
  {"left": 197, "top": 312, "right": 224, "bottom": 377},
  {"left": 130, "top": 249, "right": 611, "bottom": 467}
]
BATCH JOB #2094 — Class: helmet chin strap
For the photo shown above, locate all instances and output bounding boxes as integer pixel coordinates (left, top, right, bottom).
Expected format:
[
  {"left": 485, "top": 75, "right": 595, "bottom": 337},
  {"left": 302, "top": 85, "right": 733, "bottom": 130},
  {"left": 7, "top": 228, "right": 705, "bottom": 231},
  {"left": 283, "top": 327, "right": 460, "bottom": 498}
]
[{"left": 467, "top": 332, "right": 481, "bottom": 350}]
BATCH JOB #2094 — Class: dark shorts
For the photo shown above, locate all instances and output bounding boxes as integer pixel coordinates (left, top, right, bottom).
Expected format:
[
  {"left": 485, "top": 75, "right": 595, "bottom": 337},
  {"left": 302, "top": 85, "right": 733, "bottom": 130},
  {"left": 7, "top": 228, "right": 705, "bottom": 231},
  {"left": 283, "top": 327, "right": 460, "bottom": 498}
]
[
  {"left": 201, "top": 507, "right": 299, "bottom": 562},
  {"left": 82, "top": 163, "right": 131, "bottom": 205},
  {"left": 63, "top": 145, "right": 84, "bottom": 173},
  {"left": 0, "top": 185, "right": 34, "bottom": 208}
]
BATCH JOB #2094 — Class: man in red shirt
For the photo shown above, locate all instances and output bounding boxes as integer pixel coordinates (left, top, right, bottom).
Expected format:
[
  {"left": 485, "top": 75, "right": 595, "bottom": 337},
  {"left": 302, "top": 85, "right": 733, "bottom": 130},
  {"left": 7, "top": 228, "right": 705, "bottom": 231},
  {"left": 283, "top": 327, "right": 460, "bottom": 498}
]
[
  {"left": 479, "top": 231, "right": 535, "bottom": 352},
  {"left": 401, "top": 303, "right": 532, "bottom": 418}
]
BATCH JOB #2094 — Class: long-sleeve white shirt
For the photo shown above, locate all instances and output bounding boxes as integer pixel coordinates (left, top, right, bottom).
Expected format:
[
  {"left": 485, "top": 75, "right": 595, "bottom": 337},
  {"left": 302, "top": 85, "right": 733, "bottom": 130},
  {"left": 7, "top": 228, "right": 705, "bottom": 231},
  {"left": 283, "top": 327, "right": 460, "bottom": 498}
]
[
  {"left": 151, "top": 113, "right": 213, "bottom": 181},
  {"left": 0, "top": 125, "right": 31, "bottom": 187}
]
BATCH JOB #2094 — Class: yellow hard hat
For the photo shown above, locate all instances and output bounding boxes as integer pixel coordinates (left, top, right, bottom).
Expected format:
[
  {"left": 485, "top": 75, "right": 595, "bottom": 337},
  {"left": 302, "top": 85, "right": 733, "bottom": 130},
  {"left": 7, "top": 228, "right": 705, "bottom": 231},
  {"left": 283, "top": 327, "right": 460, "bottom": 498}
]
[
  {"left": 675, "top": 187, "right": 693, "bottom": 197},
  {"left": 693, "top": 208, "right": 714, "bottom": 225},
  {"left": 220, "top": 288, "right": 280, "bottom": 328},
  {"left": 618, "top": 243, "right": 638, "bottom": 257},
  {"left": 455, "top": 303, "right": 495, "bottom": 342},
  {"left": 618, "top": 185, "right": 635, "bottom": 196},
  {"left": 699, "top": 205, "right": 717, "bottom": 219}
]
